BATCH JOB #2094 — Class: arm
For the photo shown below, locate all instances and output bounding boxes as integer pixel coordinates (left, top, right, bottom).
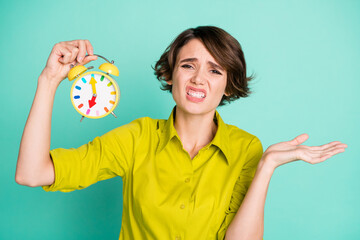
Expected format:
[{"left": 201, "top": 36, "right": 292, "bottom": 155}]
[
  {"left": 15, "top": 40, "right": 97, "bottom": 187},
  {"left": 224, "top": 158, "right": 273, "bottom": 240},
  {"left": 15, "top": 77, "right": 58, "bottom": 187},
  {"left": 225, "top": 133, "right": 347, "bottom": 240}
]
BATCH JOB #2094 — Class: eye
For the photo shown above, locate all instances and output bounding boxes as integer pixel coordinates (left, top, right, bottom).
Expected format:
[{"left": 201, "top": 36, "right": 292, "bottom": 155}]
[
  {"left": 181, "top": 64, "right": 193, "bottom": 69},
  {"left": 211, "top": 69, "right": 222, "bottom": 75}
]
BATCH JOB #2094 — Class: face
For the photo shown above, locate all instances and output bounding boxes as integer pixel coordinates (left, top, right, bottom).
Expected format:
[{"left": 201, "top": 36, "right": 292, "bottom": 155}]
[{"left": 167, "top": 38, "right": 228, "bottom": 116}]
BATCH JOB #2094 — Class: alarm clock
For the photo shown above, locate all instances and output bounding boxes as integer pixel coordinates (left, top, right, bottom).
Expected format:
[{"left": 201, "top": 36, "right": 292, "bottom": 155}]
[{"left": 67, "top": 54, "right": 120, "bottom": 122}]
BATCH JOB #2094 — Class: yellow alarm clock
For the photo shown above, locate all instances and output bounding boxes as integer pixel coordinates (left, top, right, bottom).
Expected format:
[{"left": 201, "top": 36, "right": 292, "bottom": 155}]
[{"left": 67, "top": 54, "right": 120, "bottom": 122}]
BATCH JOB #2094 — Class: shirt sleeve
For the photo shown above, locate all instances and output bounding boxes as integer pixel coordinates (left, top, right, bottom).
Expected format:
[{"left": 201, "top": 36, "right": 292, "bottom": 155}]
[
  {"left": 216, "top": 136, "right": 264, "bottom": 240},
  {"left": 42, "top": 118, "right": 145, "bottom": 193}
]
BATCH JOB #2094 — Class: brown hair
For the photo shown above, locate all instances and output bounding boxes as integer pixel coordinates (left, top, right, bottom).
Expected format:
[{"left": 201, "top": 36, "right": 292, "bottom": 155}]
[{"left": 153, "top": 26, "right": 255, "bottom": 106}]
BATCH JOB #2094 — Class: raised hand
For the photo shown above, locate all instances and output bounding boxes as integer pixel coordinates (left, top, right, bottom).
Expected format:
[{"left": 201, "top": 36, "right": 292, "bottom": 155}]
[
  {"left": 40, "top": 39, "right": 98, "bottom": 86},
  {"left": 263, "top": 133, "right": 348, "bottom": 170}
]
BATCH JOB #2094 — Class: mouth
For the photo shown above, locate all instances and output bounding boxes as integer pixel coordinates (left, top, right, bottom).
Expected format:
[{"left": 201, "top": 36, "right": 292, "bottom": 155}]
[{"left": 186, "top": 86, "right": 206, "bottom": 99}]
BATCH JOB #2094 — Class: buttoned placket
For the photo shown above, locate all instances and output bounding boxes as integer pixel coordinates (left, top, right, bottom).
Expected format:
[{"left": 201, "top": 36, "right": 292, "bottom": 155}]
[
  {"left": 175, "top": 140, "right": 208, "bottom": 240},
  {"left": 178, "top": 144, "right": 213, "bottom": 211},
  {"left": 179, "top": 145, "right": 194, "bottom": 213}
]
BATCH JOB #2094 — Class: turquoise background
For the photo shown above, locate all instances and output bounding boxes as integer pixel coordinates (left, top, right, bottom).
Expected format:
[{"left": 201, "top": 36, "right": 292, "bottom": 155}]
[{"left": 1, "top": 0, "right": 359, "bottom": 239}]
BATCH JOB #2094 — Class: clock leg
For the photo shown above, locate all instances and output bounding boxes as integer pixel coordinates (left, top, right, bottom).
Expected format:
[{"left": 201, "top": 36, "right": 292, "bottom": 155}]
[
  {"left": 80, "top": 116, "right": 85, "bottom": 122},
  {"left": 111, "top": 112, "right": 117, "bottom": 118}
]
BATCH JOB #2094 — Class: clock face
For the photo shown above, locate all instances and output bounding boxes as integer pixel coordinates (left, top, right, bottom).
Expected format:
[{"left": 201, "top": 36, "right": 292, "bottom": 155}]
[{"left": 70, "top": 71, "right": 120, "bottom": 119}]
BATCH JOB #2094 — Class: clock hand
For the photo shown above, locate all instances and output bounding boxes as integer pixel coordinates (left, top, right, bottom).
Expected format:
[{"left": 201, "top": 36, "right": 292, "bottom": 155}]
[
  {"left": 88, "top": 95, "right": 97, "bottom": 108},
  {"left": 89, "top": 76, "right": 97, "bottom": 95}
]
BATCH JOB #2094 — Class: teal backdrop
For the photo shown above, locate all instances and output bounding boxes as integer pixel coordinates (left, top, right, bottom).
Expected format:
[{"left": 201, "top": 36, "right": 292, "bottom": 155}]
[{"left": 1, "top": 0, "right": 359, "bottom": 239}]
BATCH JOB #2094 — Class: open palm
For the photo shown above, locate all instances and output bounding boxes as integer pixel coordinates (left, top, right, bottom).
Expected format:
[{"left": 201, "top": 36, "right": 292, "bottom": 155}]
[{"left": 263, "top": 133, "right": 347, "bottom": 169}]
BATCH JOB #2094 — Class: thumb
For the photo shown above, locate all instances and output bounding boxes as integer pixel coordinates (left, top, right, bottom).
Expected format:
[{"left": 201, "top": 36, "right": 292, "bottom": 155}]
[
  {"left": 288, "top": 133, "right": 309, "bottom": 146},
  {"left": 81, "top": 55, "right": 98, "bottom": 65}
]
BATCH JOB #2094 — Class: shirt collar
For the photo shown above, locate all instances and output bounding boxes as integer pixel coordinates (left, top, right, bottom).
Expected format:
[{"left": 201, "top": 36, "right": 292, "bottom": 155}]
[
  {"left": 211, "top": 110, "right": 232, "bottom": 165},
  {"left": 157, "top": 106, "right": 232, "bottom": 165}
]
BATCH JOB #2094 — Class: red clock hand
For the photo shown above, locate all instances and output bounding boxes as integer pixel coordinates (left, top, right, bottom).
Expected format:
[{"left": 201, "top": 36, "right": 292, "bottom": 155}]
[{"left": 88, "top": 95, "right": 97, "bottom": 108}]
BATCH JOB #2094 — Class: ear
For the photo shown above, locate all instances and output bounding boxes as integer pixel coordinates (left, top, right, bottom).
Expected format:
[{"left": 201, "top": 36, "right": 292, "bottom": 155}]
[
  {"left": 224, "top": 91, "right": 230, "bottom": 97},
  {"left": 166, "top": 80, "right": 173, "bottom": 85}
]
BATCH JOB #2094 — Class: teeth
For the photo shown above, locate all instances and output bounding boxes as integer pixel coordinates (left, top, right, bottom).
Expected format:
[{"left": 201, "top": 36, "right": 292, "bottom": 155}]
[{"left": 187, "top": 90, "right": 205, "bottom": 98}]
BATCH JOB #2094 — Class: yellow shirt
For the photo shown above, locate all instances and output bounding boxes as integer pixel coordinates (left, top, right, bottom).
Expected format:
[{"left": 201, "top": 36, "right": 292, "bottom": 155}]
[{"left": 42, "top": 107, "right": 263, "bottom": 240}]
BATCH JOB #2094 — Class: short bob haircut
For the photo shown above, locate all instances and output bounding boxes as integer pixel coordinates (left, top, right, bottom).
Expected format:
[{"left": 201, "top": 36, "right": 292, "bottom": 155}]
[{"left": 153, "top": 26, "right": 255, "bottom": 106}]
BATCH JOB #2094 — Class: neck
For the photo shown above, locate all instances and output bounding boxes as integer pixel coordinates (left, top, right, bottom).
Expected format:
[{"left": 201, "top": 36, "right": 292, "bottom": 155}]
[{"left": 173, "top": 106, "right": 217, "bottom": 158}]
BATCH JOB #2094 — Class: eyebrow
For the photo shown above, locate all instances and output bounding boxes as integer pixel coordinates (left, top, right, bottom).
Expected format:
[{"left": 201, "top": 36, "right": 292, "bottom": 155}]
[{"left": 179, "top": 58, "right": 224, "bottom": 71}]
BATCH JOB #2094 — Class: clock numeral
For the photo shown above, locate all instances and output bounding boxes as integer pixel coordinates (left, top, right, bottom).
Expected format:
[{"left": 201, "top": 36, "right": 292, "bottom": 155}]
[
  {"left": 104, "top": 107, "right": 109, "bottom": 113},
  {"left": 109, "top": 100, "right": 115, "bottom": 104},
  {"left": 110, "top": 91, "right": 116, "bottom": 95},
  {"left": 82, "top": 78, "right": 87, "bottom": 83},
  {"left": 100, "top": 75, "right": 105, "bottom": 81},
  {"left": 107, "top": 82, "right": 113, "bottom": 87},
  {"left": 75, "top": 86, "right": 81, "bottom": 90},
  {"left": 74, "top": 95, "right": 80, "bottom": 99},
  {"left": 78, "top": 104, "right": 83, "bottom": 109}
]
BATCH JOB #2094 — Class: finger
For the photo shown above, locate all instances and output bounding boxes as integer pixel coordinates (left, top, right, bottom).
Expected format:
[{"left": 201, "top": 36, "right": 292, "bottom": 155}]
[
  {"left": 316, "top": 147, "right": 346, "bottom": 163},
  {"left": 288, "top": 133, "right": 309, "bottom": 146},
  {"left": 81, "top": 55, "right": 98, "bottom": 65},
  {"left": 312, "top": 143, "right": 347, "bottom": 156},
  {"left": 323, "top": 143, "right": 347, "bottom": 152},
  {"left": 322, "top": 145, "right": 346, "bottom": 156},
  {"left": 84, "top": 39, "right": 94, "bottom": 55},
  {"left": 70, "top": 45, "right": 80, "bottom": 62},
  {"left": 76, "top": 40, "right": 87, "bottom": 63},
  {"left": 65, "top": 45, "right": 79, "bottom": 64},
  {"left": 317, "top": 148, "right": 345, "bottom": 163},
  {"left": 297, "top": 144, "right": 344, "bottom": 164},
  {"left": 67, "top": 39, "right": 79, "bottom": 46},
  {"left": 67, "top": 39, "right": 94, "bottom": 63},
  {"left": 307, "top": 142, "right": 346, "bottom": 152},
  {"left": 308, "top": 141, "right": 343, "bottom": 151},
  {"left": 306, "top": 146, "right": 345, "bottom": 157},
  {"left": 58, "top": 45, "right": 73, "bottom": 64},
  {"left": 306, "top": 143, "right": 346, "bottom": 158}
]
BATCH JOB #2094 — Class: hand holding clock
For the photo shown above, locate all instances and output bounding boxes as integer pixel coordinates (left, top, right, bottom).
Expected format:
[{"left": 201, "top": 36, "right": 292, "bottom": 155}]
[
  {"left": 38, "top": 39, "right": 120, "bottom": 119},
  {"left": 40, "top": 39, "right": 98, "bottom": 86}
]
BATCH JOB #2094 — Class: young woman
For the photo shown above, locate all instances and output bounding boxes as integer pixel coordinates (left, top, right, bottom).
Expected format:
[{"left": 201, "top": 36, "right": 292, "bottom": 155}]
[{"left": 16, "top": 26, "right": 347, "bottom": 240}]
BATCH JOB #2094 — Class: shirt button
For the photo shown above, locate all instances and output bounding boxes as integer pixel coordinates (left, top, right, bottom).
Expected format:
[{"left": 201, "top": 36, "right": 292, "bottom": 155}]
[
  {"left": 180, "top": 204, "right": 185, "bottom": 209},
  {"left": 184, "top": 177, "right": 190, "bottom": 183}
]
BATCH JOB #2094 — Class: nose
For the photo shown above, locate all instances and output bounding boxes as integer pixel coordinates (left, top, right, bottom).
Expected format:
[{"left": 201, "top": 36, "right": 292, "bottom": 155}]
[{"left": 191, "top": 69, "right": 205, "bottom": 85}]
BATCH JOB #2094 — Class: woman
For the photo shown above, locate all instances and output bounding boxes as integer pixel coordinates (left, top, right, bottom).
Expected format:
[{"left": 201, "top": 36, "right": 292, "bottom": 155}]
[{"left": 15, "top": 26, "right": 347, "bottom": 240}]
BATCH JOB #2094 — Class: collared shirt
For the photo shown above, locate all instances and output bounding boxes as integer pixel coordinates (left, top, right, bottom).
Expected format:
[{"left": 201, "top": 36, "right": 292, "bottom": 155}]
[{"left": 42, "top": 107, "right": 263, "bottom": 240}]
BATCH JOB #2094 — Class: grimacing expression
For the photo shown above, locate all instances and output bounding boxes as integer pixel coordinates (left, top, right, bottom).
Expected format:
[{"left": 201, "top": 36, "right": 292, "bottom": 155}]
[{"left": 166, "top": 38, "right": 229, "bottom": 115}]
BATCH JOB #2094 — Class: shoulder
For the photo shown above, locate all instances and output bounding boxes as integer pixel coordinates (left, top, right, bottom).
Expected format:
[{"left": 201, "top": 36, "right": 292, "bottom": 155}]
[
  {"left": 225, "top": 124, "right": 263, "bottom": 166},
  {"left": 131, "top": 116, "right": 171, "bottom": 131},
  {"left": 117, "top": 116, "right": 166, "bottom": 135},
  {"left": 100, "top": 116, "right": 163, "bottom": 147},
  {"left": 101, "top": 117, "right": 155, "bottom": 138},
  {"left": 225, "top": 123, "right": 263, "bottom": 155},
  {"left": 226, "top": 123, "right": 260, "bottom": 144}
]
